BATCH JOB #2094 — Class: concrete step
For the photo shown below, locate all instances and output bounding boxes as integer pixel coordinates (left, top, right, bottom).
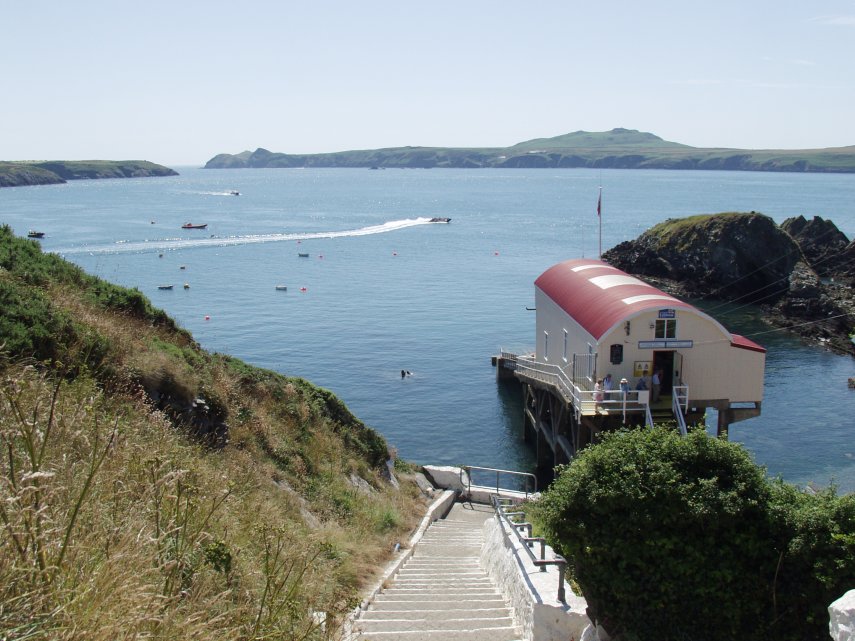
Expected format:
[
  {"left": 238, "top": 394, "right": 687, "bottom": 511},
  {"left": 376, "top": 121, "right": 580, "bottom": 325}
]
[
  {"left": 356, "top": 616, "right": 515, "bottom": 633},
  {"left": 352, "top": 501, "right": 521, "bottom": 641},
  {"left": 368, "top": 599, "right": 509, "bottom": 611},
  {"left": 390, "top": 579, "right": 492, "bottom": 587},
  {"left": 361, "top": 607, "right": 511, "bottom": 621},
  {"left": 382, "top": 589, "right": 498, "bottom": 596},
  {"left": 350, "top": 628, "right": 522, "bottom": 641}
]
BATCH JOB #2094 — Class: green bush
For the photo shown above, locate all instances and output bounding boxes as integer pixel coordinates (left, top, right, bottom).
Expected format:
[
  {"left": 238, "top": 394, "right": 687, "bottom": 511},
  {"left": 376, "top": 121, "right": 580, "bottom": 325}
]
[
  {"left": 766, "top": 481, "right": 855, "bottom": 639},
  {"left": 532, "top": 428, "right": 855, "bottom": 641}
]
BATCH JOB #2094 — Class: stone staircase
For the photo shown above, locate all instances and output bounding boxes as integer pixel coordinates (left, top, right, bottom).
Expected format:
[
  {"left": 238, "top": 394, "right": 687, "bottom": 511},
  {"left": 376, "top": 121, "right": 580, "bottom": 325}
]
[{"left": 352, "top": 501, "right": 522, "bottom": 641}]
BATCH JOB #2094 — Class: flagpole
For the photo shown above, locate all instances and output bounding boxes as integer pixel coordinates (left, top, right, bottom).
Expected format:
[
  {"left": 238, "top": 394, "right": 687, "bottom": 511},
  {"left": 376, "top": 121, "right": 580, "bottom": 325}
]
[{"left": 597, "top": 186, "right": 603, "bottom": 259}]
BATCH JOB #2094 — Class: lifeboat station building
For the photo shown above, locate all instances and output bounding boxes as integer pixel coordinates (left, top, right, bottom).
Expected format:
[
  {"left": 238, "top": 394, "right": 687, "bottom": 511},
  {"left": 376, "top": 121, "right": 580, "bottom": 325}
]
[{"left": 495, "top": 258, "right": 765, "bottom": 473}]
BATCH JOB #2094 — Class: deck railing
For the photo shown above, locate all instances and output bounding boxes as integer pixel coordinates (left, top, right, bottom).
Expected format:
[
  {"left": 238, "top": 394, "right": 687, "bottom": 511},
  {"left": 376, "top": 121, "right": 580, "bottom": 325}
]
[{"left": 502, "top": 350, "right": 651, "bottom": 421}]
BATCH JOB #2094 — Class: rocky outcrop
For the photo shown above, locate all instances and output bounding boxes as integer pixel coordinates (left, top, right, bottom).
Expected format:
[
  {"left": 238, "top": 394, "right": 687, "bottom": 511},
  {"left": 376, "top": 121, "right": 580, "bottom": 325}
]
[
  {"left": 604, "top": 212, "right": 800, "bottom": 302},
  {"left": 781, "top": 215, "right": 851, "bottom": 277},
  {"left": 603, "top": 212, "right": 855, "bottom": 356}
]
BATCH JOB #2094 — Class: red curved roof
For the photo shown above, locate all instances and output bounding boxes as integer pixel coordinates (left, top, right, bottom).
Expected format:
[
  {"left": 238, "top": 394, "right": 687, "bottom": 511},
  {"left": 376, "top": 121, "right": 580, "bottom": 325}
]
[{"left": 535, "top": 259, "right": 708, "bottom": 341}]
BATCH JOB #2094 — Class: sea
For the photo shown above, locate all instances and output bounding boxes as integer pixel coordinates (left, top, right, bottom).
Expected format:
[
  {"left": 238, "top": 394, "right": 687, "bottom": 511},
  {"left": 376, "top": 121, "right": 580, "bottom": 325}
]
[{"left": 2, "top": 167, "right": 854, "bottom": 492}]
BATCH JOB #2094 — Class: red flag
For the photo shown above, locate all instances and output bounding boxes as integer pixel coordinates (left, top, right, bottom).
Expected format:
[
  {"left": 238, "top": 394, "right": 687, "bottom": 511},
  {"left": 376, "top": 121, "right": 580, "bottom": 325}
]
[{"left": 597, "top": 191, "right": 601, "bottom": 217}]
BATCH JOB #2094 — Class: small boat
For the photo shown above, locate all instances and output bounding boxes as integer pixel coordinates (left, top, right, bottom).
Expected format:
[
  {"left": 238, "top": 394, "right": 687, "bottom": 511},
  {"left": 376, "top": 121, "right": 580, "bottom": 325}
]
[
  {"left": 298, "top": 253, "right": 310, "bottom": 258},
  {"left": 27, "top": 230, "right": 45, "bottom": 238},
  {"left": 183, "top": 283, "right": 190, "bottom": 289},
  {"left": 180, "top": 265, "right": 186, "bottom": 270},
  {"left": 275, "top": 285, "right": 288, "bottom": 291},
  {"left": 228, "top": 190, "right": 240, "bottom": 196},
  {"left": 181, "top": 223, "right": 208, "bottom": 229},
  {"left": 158, "top": 285, "right": 174, "bottom": 290},
  {"left": 429, "top": 217, "right": 451, "bottom": 223}
]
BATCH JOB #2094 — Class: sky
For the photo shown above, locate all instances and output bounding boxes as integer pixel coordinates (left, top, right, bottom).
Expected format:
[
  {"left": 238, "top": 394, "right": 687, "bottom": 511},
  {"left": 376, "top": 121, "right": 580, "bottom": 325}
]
[{"left": 2, "top": 0, "right": 855, "bottom": 165}]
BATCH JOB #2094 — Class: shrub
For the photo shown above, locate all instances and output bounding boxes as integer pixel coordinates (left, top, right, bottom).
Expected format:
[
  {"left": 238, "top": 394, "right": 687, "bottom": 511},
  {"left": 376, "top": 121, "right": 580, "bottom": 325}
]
[
  {"left": 534, "top": 428, "right": 855, "bottom": 641},
  {"left": 533, "top": 428, "right": 778, "bottom": 641},
  {"left": 766, "top": 481, "right": 855, "bottom": 640}
]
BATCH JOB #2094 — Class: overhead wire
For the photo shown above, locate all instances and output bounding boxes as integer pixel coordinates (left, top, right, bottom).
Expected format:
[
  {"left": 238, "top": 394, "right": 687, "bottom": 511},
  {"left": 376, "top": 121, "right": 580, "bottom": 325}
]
[{"left": 699, "top": 234, "right": 855, "bottom": 317}]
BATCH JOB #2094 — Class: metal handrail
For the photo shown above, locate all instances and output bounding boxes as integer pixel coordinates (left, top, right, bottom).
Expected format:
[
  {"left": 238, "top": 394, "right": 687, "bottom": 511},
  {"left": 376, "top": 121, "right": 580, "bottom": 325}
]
[
  {"left": 491, "top": 495, "right": 566, "bottom": 602},
  {"left": 673, "top": 384, "right": 689, "bottom": 412},
  {"left": 672, "top": 393, "right": 688, "bottom": 436},
  {"left": 461, "top": 465, "right": 537, "bottom": 498}
]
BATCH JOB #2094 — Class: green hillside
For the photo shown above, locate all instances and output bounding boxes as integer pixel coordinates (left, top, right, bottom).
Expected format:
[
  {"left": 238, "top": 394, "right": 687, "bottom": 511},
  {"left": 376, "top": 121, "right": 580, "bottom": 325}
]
[
  {"left": 204, "top": 128, "right": 855, "bottom": 173},
  {"left": 0, "top": 225, "right": 424, "bottom": 639},
  {"left": 0, "top": 160, "right": 178, "bottom": 187}
]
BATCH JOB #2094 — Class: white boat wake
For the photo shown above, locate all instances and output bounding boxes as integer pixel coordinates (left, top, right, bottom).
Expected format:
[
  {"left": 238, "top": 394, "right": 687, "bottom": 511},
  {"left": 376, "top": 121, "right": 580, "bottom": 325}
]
[{"left": 55, "top": 217, "right": 439, "bottom": 255}]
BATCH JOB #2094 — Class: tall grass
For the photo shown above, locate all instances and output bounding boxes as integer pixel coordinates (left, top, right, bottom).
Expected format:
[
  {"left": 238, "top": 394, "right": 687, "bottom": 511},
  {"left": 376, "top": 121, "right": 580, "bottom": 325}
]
[{"left": 0, "top": 228, "right": 427, "bottom": 639}]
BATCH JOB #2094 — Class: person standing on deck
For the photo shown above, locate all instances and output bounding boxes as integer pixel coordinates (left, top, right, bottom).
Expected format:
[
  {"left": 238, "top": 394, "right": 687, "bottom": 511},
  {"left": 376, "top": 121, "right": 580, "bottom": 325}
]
[{"left": 603, "top": 373, "right": 613, "bottom": 403}]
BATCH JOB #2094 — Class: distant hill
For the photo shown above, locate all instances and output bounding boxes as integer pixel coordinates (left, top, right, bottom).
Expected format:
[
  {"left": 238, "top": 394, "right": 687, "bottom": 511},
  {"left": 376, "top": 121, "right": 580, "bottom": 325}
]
[
  {"left": 205, "top": 128, "right": 855, "bottom": 173},
  {"left": 0, "top": 159, "right": 178, "bottom": 187}
]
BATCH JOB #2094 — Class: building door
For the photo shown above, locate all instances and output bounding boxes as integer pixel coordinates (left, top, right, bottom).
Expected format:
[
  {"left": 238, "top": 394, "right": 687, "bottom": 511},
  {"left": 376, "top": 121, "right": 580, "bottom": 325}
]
[
  {"left": 653, "top": 351, "right": 675, "bottom": 396},
  {"left": 673, "top": 352, "right": 683, "bottom": 387}
]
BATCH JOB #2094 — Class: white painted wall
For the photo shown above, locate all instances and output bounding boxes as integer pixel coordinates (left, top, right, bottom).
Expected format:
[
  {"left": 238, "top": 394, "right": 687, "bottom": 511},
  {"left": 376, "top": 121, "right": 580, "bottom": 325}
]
[
  {"left": 535, "top": 288, "right": 596, "bottom": 374},
  {"left": 481, "top": 515, "right": 594, "bottom": 641}
]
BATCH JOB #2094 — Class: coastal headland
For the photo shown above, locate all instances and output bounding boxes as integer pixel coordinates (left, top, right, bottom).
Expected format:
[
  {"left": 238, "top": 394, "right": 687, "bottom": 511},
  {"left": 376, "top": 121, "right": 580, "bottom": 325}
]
[
  {"left": 0, "top": 159, "right": 178, "bottom": 188},
  {"left": 205, "top": 128, "right": 855, "bottom": 173},
  {"left": 602, "top": 212, "right": 855, "bottom": 356}
]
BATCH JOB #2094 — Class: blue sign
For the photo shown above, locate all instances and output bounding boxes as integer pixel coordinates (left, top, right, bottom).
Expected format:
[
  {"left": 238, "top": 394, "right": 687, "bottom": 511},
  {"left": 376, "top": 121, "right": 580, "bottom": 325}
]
[{"left": 658, "top": 309, "right": 676, "bottom": 319}]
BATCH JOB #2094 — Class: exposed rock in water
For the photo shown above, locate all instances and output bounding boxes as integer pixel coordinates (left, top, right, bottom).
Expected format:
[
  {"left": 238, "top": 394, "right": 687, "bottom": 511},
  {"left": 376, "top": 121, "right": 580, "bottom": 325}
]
[
  {"left": 781, "top": 215, "right": 850, "bottom": 277},
  {"left": 603, "top": 212, "right": 855, "bottom": 356}
]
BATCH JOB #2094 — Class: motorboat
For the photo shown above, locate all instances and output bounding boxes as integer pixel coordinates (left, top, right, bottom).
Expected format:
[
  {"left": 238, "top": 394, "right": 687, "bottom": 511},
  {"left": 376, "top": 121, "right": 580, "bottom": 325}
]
[
  {"left": 275, "top": 285, "right": 288, "bottom": 291},
  {"left": 298, "top": 253, "right": 310, "bottom": 258},
  {"left": 158, "top": 285, "right": 174, "bottom": 290},
  {"left": 429, "top": 217, "right": 451, "bottom": 223},
  {"left": 181, "top": 223, "right": 208, "bottom": 229},
  {"left": 27, "top": 230, "right": 45, "bottom": 238},
  {"left": 228, "top": 190, "right": 240, "bottom": 196}
]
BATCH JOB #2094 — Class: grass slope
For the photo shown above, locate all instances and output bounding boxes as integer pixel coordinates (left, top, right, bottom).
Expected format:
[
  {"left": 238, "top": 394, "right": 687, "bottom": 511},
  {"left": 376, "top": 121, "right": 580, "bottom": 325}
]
[{"left": 0, "top": 225, "right": 426, "bottom": 640}]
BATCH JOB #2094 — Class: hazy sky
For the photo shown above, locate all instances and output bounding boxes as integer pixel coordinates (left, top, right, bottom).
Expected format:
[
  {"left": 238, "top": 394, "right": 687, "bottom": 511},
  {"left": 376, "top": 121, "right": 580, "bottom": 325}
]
[{"left": 3, "top": 0, "right": 854, "bottom": 165}]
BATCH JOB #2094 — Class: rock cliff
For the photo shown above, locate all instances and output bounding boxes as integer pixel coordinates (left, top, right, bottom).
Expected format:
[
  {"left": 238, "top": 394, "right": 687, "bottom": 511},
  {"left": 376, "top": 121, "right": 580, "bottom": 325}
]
[{"left": 603, "top": 212, "right": 855, "bottom": 355}]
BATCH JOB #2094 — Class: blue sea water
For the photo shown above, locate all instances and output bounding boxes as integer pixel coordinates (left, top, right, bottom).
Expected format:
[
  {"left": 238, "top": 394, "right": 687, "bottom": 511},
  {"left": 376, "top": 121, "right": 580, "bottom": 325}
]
[{"left": 2, "top": 167, "right": 854, "bottom": 491}]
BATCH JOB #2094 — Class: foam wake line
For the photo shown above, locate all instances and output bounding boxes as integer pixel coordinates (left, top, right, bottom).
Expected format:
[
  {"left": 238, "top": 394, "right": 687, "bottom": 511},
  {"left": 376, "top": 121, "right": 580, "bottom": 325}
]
[{"left": 55, "top": 218, "right": 437, "bottom": 255}]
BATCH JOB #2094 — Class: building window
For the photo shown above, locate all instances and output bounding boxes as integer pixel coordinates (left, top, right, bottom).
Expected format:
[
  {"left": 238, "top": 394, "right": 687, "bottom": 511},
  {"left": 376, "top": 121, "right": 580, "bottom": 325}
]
[
  {"left": 655, "top": 319, "right": 677, "bottom": 339},
  {"left": 543, "top": 331, "right": 549, "bottom": 361},
  {"left": 562, "top": 329, "right": 568, "bottom": 362}
]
